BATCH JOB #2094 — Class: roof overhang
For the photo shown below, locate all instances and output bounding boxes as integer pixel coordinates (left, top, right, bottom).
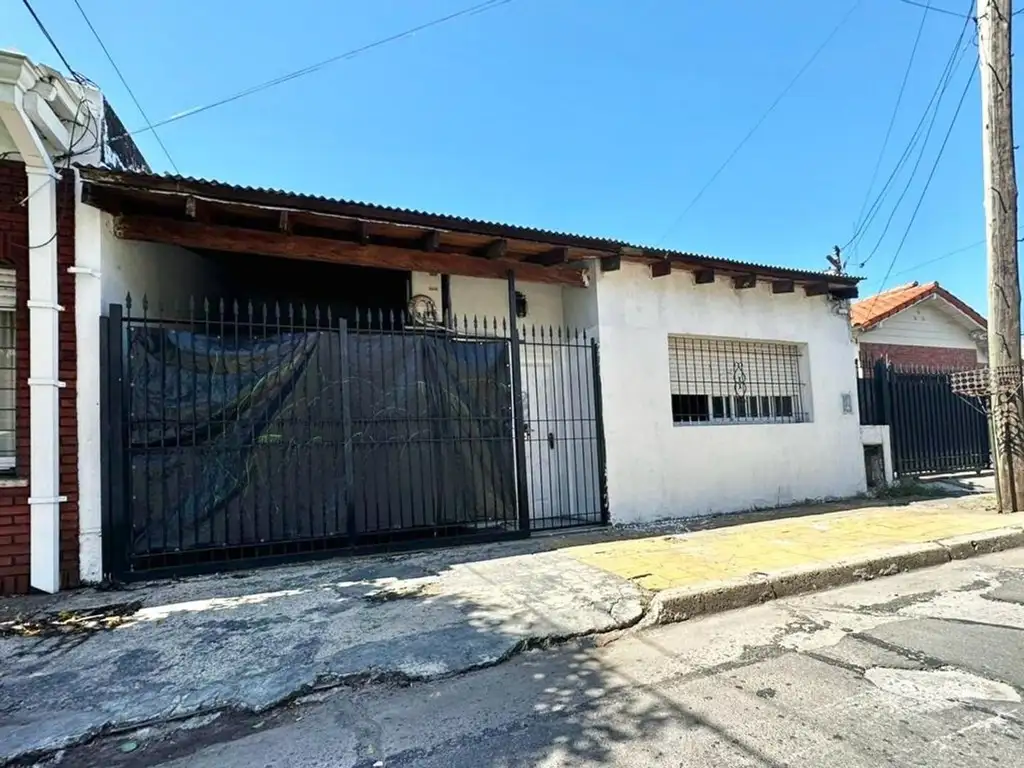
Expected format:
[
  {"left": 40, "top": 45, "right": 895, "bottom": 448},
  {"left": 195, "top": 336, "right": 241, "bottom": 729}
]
[
  {"left": 855, "top": 287, "right": 986, "bottom": 334},
  {"left": 78, "top": 167, "right": 861, "bottom": 294}
]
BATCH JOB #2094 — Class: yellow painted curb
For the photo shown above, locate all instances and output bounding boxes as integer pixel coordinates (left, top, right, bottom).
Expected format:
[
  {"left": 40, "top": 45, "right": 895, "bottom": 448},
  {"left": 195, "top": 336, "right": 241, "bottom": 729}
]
[{"left": 639, "top": 526, "right": 1024, "bottom": 628}]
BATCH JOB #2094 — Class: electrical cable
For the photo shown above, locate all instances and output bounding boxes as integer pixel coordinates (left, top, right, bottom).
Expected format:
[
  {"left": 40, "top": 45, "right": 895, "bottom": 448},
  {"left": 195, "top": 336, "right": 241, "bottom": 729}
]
[
  {"left": 856, "top": 39, "right": 972, "bottom": 267},
  {"left": 19, "top": 0, "right": 84, "bottom": 82},
  {"left": 895, "top": 0, "right": 1024, "bottom": 18},
  {"left": 849, "top": 2, "right": 930, "bottom": 265},
  {"left": 889, "top": 238, "right": 985, "bottom": 277},
  {"left": 862, "top": 60, "right": 977, "bottom": 315},
  {"left": 842, "top": 3, "right": 973, "bottom": 262},
  {"left": 110, "top": 0, "right": 513, "bottom": 143},
  {"left": 654, "top": 1, "right": 863, "bottom": 245},
  {"left": 71, "top": 0, "right": 180, "bottom": 174}
]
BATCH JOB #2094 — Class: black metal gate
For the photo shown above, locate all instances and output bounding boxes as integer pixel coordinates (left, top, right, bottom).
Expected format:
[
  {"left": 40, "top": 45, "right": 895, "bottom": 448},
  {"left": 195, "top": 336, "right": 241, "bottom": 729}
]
[
  {"left": 100, "top": 296, "right": 608, "bottom": 580},
  {"left": 858, "top": 360, "right": 990, "bottom": 476}
]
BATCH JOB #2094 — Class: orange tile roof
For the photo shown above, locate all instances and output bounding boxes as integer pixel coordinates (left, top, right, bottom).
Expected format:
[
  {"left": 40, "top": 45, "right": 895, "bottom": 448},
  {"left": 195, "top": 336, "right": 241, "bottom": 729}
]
[{"left": 851, "top": 281, "right": 986, "bottom": 330}]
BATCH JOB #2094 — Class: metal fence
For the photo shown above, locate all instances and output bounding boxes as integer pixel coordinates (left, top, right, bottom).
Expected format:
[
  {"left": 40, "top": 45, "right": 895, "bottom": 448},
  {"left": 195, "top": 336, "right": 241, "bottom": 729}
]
[
  {"left": 101, "top": 296, "right": 608, "bottom": 579},
  {"left": 858, "top": 360, "right": 990, "bottom": 476}
]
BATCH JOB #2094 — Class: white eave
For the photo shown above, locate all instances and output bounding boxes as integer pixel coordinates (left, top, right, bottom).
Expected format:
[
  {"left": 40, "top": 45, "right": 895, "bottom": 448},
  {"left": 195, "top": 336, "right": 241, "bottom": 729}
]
[{"left": 0, "top": 49, "right": 95, "bottom": 170}]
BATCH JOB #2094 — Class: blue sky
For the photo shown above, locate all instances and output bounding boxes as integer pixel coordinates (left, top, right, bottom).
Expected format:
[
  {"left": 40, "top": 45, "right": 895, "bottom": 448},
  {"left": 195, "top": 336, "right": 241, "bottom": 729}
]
[{"left": 5, "top": 0, "right": 1004, "bottom": 312}]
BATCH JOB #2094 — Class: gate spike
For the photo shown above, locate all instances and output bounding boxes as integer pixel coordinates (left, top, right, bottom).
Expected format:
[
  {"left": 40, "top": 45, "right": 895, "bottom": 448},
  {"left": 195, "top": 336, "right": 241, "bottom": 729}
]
[
  {"left": 141, "top": 294, "right": 150, "bottom": 315},
  {"left": 125, "top": 292, "right": 133, "bottom": 313}
]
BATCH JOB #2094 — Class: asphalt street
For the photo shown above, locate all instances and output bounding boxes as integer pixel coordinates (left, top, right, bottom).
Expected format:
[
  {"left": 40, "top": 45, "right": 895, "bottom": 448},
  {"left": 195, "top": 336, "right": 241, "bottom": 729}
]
[{"left": 44, "top": 548, "right": 1024, "bottom": 768}]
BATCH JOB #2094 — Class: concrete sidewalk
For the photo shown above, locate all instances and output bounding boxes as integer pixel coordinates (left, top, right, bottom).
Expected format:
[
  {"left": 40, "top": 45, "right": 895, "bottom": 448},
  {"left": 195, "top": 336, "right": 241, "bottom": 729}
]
[{"left": 1, "top": 491, "right": 1022, "bottom": 764}]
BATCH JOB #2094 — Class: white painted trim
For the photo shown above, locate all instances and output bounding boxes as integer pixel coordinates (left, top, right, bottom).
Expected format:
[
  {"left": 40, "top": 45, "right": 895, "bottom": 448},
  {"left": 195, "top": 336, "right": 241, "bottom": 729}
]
[
  {"left": 74, "top": 170, "right": 104, "bottom": 584},
  {"left": 25, "top": 165, "right": 61, "bottom": 594},
  {"left": 25, "top": 300, "right": 65, "bottom": 312},
  {"left": 68, "top": 266, "right": 101, "bottom": 279},
  {"left": 22, "top": 91, "right": 70, "bottom": 153}
]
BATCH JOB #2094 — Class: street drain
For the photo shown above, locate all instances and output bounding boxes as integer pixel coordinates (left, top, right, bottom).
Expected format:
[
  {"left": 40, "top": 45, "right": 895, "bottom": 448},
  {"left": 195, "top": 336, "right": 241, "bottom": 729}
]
[{"left": 865, "top": 667, "right": 1021, "bottom": 703}]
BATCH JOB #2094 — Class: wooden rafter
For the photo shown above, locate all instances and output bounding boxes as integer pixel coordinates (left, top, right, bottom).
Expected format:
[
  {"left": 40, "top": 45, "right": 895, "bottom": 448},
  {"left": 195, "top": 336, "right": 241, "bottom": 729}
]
[{"left": 112, "top": 215, "right": 589, "bottom": 287}]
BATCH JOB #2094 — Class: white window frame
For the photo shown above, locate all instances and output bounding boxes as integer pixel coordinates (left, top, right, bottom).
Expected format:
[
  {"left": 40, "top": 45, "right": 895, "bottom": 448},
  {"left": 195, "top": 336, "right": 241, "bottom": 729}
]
[{"left": 0, "top": 268, "right": 15, "bottom": 471}]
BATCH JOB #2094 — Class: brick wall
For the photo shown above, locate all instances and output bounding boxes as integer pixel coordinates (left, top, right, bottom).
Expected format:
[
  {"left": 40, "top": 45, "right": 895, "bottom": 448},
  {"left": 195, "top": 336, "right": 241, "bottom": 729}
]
[
  {"left": 0, "top": 159, "right": 79, "bottom": 594},
  {"left": 860, "top": 341, "right": 979, "bottom": 372}
]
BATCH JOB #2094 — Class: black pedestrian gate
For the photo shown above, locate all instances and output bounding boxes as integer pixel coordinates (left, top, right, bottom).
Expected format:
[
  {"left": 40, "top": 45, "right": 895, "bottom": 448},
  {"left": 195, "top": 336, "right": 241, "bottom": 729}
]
[
  {"left": 858, "top": 360, "right": 990, "bottom": 476},
  {"left": 100, "top": 297, "right": 609, "bottom": 580}
]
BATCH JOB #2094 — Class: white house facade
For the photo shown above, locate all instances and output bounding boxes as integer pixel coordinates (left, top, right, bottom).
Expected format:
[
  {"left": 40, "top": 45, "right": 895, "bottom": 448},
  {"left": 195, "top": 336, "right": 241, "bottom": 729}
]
[
  {"left": 1, "top": 52, "right": 868, "bottom": 593},
  {"left": 591, "top": 262, "right": 865, "bottom": 523}
]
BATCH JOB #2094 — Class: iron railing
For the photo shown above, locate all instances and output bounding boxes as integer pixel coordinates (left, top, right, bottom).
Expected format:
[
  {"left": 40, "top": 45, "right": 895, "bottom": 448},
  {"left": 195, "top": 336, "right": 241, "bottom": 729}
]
[
  {"left": 101, "top": 296, "right": 608, "bottom": 578},
  {"left": 857, "top": 360, "right": 990, "bottom": 475}
]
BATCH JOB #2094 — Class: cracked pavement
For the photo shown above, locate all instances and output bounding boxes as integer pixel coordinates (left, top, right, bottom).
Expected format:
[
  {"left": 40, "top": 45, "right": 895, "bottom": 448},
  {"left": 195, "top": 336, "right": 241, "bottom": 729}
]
[
  {"left": 0, "top": 545, "right": 645, "bottom": 764},
  {"left": 48, "top": 548, "right": 1024, "bottom": 768}
]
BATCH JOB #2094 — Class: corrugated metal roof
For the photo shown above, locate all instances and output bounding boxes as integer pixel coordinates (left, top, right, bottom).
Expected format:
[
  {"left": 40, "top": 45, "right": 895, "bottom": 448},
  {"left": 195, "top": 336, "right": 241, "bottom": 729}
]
[{"left": 77, "top": 166, "right": 862, "bottom": 286}]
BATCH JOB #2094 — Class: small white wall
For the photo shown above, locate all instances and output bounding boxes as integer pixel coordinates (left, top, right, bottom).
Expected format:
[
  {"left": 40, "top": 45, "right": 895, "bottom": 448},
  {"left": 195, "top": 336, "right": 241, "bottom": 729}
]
[
  {"left": 447, "top": 275, "right": 566, "bottom": 331},
  {"left": 860, "top": 424, "right": 894, "bottom": 486},
  {"left": 596, "top": 262, "right": 866, "bottom": 524},
  {"left": 100, "top": 213, "right": 219, "bottom": 316}
]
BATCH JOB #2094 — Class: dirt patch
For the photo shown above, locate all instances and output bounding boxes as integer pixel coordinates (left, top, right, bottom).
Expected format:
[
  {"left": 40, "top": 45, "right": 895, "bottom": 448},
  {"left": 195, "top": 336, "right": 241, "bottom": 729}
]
[{"left": 0, "top": 601, "right": 142, "bottom": 638}]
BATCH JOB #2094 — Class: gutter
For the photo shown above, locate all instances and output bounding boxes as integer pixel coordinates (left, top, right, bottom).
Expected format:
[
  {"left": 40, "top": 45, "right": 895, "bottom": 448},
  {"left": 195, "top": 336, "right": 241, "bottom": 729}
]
[{"left": 0, "top": 51, "right": 89, "bottom": 592}]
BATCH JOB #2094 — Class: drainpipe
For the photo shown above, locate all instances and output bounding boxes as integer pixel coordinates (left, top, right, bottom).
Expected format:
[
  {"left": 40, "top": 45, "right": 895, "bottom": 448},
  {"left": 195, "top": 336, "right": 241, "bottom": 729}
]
[{"left": 0, "top": 54, "right": 66, "bottom": 593}]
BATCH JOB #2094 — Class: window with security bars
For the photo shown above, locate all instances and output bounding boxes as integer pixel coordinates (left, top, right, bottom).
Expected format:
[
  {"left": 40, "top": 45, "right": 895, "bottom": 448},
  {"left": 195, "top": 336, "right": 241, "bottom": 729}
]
[
  {"left": 668, "top": 335, "right": 808, "bottom": 425},
  {"left": 0, "top": 269, "right": 14, "bottom": 469}
]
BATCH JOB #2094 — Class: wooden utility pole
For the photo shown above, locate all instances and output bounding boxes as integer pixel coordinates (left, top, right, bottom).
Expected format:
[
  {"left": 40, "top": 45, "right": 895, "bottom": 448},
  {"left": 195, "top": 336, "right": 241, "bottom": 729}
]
[{"left": 979, "top": 0, "right": 1024, "bottom": 511}]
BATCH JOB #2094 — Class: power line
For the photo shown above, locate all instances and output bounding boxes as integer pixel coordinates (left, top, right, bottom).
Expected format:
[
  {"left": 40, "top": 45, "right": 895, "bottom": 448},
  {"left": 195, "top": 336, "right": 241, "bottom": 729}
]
[
  {"left": 19, "top": 0, "right": 83, "bottom": 82},
  {"left": 655, "top": 0, "right": 863, "bottom": 245},
  {"left": 895, "top": 0, "right": 1024, "bottom": 18},
  {"left": 889, "top": 238, "right": 984, "bottom": 276},
  {"left": 71, "top": 0, "right": 180, "bottom": 174},
  {"left": 111, "top": 0, "right": 513, "bottom": 142},
  {"left": 864, "top": 60, "right": 977, "bottom": 316},
  {"left": 843, "top": 3, "right": 973, "bottom": 262},
  {"left": 856, "top": 40, "right": 972, "bottom": 267},
  {"left": 849, "top": 2, "right": 930, "bottom": 264},
  {"left": 894, "top": 0, "right": 972, "bottom": 17}
]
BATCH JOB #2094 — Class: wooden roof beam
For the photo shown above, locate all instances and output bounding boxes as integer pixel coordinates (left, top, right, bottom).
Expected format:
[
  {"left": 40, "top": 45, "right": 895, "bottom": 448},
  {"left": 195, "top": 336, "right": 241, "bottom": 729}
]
[
  {"left": 651, "top": 260, "right": 672, "bottom": 278},
  {"left": 601, "top": 253, "right": 621, "bottom": 272},
  {"left": 693, "top": 269, "right": 715, "bottom": 285},
  {"left": 803, "top": 283, "right": 829, "bottom": 297},
  {"left": 421, "top": 230, "right": 441, "bottom": 252},
  {"left": 527, "top": 246, "right": 570, "bottom": 266},
  {"left": 111, "top": 215, "right": 588, "bottom": 287},
  {"left": 771, "top": 280, "right": 795, "bottom": 294},
  {"left": 481, "top": 239, "right": 509, "bottom": 260},
  {"left": 732, "top": 274, "right": 757, "bottom": 290}
]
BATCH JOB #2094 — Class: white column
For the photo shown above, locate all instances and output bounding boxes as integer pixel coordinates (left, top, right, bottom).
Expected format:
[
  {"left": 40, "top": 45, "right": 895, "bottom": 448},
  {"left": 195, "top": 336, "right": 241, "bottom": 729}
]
[
  {"left": 73, "top": 173, "right": 103, "bottom": 583},
  {"left": 26, "top": 166, "right": 64, "bottom": 594}
]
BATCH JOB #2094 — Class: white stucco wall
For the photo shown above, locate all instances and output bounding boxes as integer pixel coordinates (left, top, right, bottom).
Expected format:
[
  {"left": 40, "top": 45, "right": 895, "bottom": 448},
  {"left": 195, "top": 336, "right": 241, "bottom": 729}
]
[
  {"left": 75, "top": 206, "right": 220, "bottom": 581},
  {"left": 100, "top": 213, "right": 219, "bottom": 316},
  {"left": 595, "top": 262, "right": 866, "bottom": 523}
]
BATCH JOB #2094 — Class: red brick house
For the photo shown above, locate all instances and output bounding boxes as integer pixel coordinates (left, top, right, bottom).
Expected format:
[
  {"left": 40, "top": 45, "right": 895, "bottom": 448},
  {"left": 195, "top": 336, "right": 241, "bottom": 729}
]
[
  {"left": 0, "top": 49, "right": 147, "bottom": 594},
  {"left": 852, "top": 281, "right": 986, "bottom": 371}
]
